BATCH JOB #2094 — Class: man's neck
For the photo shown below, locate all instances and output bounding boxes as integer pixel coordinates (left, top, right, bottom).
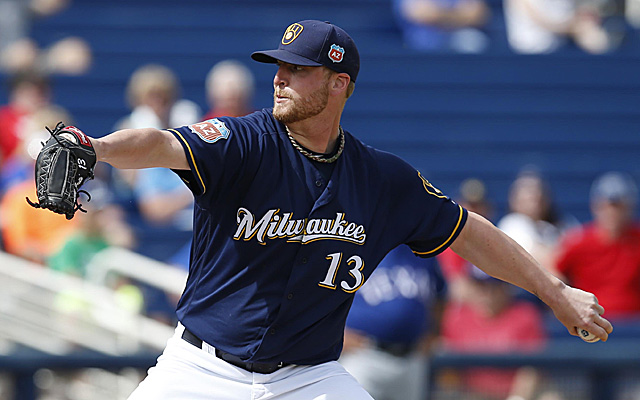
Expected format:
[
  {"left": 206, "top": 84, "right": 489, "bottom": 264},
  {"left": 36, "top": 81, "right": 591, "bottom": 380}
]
[{"left": 285, "top": 115, "right": 341, "bottom": 154}]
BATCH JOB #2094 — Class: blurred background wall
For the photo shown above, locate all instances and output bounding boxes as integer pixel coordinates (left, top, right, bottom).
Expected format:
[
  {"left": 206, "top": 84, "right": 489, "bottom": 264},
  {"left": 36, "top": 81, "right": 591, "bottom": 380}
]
[{"left": 1, "top": 0, "right": 637, "bottom": 222}]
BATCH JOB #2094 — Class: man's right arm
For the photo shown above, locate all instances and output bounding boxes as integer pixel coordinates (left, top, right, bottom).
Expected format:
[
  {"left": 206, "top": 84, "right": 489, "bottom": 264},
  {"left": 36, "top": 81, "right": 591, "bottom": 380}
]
[{"left": 92, "top": 128, "right": 189, "bottom": 170}]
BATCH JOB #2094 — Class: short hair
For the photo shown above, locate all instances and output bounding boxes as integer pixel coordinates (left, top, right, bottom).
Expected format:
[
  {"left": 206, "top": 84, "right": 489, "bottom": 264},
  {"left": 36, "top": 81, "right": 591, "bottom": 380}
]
[
  {"left": 126, "top": 64, "right": 179, "bottom": 108},
  {"left": 345, "top": 81, "right": 355, "bottom": 99},
  {"left": 323, "top": 67, "right": 355, "bottom": 99}
]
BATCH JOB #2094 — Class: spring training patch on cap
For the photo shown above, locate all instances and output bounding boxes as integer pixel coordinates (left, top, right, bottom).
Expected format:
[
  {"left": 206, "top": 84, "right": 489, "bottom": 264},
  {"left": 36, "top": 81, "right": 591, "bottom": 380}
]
[
  {"left": 282, "top": 23, "right": 304, "bottom": 45},
  {"left": 189, "top": 119, "right": 230, "bottom": 143},
  {"left": 328, "top": 44, "right": 344, "bottom": 63}
]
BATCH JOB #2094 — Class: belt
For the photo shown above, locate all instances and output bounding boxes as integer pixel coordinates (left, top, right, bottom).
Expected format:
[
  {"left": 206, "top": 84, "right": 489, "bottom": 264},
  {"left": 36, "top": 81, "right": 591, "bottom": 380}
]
[{"left": 181, "top": 328, "right": 289, "bottom": 374}]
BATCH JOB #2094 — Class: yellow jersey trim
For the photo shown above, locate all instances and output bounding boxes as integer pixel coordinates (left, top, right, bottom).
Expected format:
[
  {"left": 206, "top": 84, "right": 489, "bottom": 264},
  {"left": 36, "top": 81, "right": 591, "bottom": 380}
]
[
  {"left": 412, "top": 204, "right": 464, "bottom": 256},
  {"left": 169, "top": 129, "right": 206, "bottom": 194}
]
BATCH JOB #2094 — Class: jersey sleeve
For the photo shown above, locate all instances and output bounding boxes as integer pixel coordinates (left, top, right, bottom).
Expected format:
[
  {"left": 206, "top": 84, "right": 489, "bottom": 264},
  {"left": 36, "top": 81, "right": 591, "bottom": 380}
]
[
  {"left": 388, "top": 160, "right": 468, "bottom": 258},
  {"left": 167, "top": 116, "right": 257, "bottom": 204}
]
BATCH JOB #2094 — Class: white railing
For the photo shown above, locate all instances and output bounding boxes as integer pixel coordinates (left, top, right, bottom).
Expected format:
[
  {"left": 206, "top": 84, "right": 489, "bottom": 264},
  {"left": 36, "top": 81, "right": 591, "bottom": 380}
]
[{"left": 0, "top": 249, "right": 186, "bottom": 356}]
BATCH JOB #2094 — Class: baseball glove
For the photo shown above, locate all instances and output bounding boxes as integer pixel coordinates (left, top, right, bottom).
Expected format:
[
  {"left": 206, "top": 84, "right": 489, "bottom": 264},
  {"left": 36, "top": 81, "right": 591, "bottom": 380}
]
[{"left": 26, "top": 122, "right": 97, "bottom": 220}]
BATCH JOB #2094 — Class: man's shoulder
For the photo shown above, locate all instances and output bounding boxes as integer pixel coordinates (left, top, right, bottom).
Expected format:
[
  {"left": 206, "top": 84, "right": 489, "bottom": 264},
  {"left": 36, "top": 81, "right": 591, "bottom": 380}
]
[
  {"left": 220, "top": 108, "right": 280, "bottom": 137},
  {"left": 345, "top": 131, "right": 411, "bottom": 172}
]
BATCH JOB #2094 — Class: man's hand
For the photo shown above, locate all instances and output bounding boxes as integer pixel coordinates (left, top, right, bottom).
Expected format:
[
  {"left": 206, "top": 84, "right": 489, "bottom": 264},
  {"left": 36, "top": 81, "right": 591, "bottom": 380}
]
[
  {"left": 451, "top": 212, "right": 614, "bottom": 342},
  {"left": 549, "top": 285, "right": 613, "bottom": 341}
]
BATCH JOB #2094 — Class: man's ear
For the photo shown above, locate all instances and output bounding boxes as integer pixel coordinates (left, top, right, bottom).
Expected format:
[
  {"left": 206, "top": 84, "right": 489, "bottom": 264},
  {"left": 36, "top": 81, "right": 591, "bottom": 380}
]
[{"left": 330, "top": 73, "right": 350, "bottom": 96}]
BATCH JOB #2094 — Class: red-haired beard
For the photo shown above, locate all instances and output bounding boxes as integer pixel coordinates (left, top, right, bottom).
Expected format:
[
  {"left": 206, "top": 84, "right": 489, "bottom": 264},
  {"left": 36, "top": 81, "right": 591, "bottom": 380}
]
[{"left": 273, "top": 82, "right": 329, "bottom": 124}]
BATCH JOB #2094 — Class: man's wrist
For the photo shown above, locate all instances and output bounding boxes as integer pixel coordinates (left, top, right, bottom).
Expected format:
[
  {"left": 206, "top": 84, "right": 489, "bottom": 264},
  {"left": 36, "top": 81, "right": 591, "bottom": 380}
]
[{"left": 535, "top": 274, "right": 567, "bottom": 309}]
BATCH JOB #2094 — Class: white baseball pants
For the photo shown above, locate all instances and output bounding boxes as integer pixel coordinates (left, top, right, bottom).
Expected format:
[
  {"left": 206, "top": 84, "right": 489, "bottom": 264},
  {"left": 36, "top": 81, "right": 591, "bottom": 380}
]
[{"left": 127, "top": 324, "right": 374, "bottom": 400}]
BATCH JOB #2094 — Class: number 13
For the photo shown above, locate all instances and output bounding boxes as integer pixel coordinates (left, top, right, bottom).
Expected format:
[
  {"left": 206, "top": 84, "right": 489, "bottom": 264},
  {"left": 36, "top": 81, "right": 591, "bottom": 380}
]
[{"left": 318, "top": 253, "right": 365, "bottom": 293}]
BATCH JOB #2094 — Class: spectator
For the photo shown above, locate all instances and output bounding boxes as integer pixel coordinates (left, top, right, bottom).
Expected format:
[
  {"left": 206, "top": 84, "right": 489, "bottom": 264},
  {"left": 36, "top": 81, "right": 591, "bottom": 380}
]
[
  {"left": 457, "top": 177, "right": 493, "bottom": 219},
  {"left": 204, "top": 60, "right": 255, "bottom": 119},
  {"left": 441, "top": 265, "right": 559, "bottom": 400},
  {"left": 554, "top": 172, "right": 640, "bottom": 320},
  {"left": 439, "top": 178, "right": 494, "bottom": 303},
  {"left": 0, "top": 0, "right": 92, "bottom": 75},
  {"left": 339, "top": 244, "right": 446, "bottom": 400},
  {"left": 0, "top": 70, "right": 50, "bottom": 175},
  {"left": 504, "top": 0, "right": 614, "bottom": 54},
  {"left": 165, "top": 60, "right": 257, "bottom": 269},
  {"left": 392, "top": 0, "right": 491, "bottom": 53},
  {"left": 48, "top": 180, "right": 135, "bottom": 278},
  {"left": 0, "top": 0, "right": 69, "bottom": 51},
  {"left": 497, "top": 170, "right": 577, "bottom": 272},
  {"left": 40, "top": 36, "right": 92, "bottom": 75},
  {"left": 117, "top": 64, "right": 201, "bottom": 132},
  {"left": 0, "top": 106, "right": 79, "bottom": 263},
  {"left": 114, "top": 64, "right": 199, "bottom": 230},
  {"left": 627, "top": 0, "right": 640, "bottom": 27}
]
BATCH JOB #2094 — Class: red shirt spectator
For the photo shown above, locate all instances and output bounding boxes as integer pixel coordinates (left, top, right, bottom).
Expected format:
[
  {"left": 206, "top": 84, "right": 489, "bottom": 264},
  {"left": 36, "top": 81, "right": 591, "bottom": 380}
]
[
  {"left": 0, "top": 104, "right": 24, "bottom": 164},
  {"left": 0, "top": 71, "right": 50, "bottom": 168},
  {"left": 555, "top": 223, "right": 640, "bottom": 317},
  {"left": 554, "top": 172, "right": 640, "bottom": 319},
  {"left": 441, "top": 267, "right": 546, "bottom": 399},
  {"left": 443, "top": 301, "right": 545, "bottom": 397}
]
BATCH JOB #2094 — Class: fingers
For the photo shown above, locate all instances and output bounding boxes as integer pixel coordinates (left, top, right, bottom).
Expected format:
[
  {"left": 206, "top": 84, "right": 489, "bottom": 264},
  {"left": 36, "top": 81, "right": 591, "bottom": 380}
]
[
  {"left": 592, "top": 301, "right": 613, "bottom": 338},
  {"left": 564, "top": 288, "right": 613, "bottom": 342},
  {"left": 594, "top": 303, "right": 605, "bottom": 316},
  {"left": 596, "top": 314, "right": 613, "bottom": 335},
  {"left": 578, "top": 306, "right": 613, "bottom": 342}
]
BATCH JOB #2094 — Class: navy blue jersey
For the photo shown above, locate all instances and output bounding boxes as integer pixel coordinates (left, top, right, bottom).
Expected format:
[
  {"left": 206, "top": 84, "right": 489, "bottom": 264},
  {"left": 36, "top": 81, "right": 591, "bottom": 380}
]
[
  {"left": 168, "top": 109, "right": 467, "bottom": 365},
  {"left": 345, "top": 245, "right": 446, "bottom": 345}
]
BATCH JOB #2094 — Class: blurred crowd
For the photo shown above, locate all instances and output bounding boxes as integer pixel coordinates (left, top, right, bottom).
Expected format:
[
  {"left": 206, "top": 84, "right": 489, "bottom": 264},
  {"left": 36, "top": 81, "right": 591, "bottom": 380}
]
[
  {"left": 340, "top": 171, "right": 640, "bottom": 400},
  {"left": 0, "top": 58, "right": 257, "bottom": 326},
  {"left": 393, "top": 0, "right": 633, "bottom": 53},
  {"left": 0, "top": 2, "right": 639, "bottom": 400}
]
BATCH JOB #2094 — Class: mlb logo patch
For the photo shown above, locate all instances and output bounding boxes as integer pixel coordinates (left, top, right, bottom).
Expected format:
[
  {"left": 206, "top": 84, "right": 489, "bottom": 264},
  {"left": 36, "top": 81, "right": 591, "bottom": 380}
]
[
  {"left": 189, "top": 119, "right": 231, "bottom": 143},
  {"left": 328, "top": 44, "right": 344, "bottom": 63}
]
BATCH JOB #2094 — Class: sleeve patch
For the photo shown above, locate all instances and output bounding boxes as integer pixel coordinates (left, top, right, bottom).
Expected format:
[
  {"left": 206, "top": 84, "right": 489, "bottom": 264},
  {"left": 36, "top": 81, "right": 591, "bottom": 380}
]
[
  {"left": 189, "top": 118, "right": 231, "bottom": 143},
  {"left": 418, "top": 171, "right": 447, "bottom": 199}
]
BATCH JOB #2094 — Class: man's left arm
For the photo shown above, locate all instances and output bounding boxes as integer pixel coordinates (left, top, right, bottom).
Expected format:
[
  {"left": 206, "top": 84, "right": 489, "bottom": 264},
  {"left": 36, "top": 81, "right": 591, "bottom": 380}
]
[{"left": 450, "top": 212, "right": 613, "bottom": 341}]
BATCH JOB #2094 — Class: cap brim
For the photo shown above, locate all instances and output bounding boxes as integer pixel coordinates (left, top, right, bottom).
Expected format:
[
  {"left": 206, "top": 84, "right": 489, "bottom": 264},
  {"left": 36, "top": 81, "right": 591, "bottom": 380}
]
[{"left": 251, "top": 49, "right": 323, "bottom": 67}]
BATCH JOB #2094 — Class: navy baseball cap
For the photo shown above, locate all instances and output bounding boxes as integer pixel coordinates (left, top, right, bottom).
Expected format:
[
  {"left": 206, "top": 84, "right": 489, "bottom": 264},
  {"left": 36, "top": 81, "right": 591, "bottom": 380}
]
[{"left": 251, "top": 20, "right": 360, "bottom": 82}]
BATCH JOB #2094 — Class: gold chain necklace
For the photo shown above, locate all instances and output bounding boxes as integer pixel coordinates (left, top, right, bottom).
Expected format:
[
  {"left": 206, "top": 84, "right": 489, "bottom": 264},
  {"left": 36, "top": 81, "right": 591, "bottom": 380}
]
[{"left": 286, "top": 126, "right": 345, "bottom": 164}]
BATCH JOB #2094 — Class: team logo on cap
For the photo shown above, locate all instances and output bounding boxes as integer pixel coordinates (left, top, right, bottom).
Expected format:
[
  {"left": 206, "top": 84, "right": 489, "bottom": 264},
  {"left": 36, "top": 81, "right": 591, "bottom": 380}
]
[
  {"left": 282, "top": 23, "right": 304, "bottom": 45},
  {"left": 328, "top": 44, "right": 344, "bottom": 63},
  {"left": 188, "top": 118, "right": 230, "bottom": 143}
]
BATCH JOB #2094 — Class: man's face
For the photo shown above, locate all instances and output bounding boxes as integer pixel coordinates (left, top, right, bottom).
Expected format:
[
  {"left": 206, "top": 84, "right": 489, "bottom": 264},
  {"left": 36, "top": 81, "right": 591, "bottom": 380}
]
[
  {"left": 272, "top": 62, "right": 330, "bottom": 124},
  {"left": 592, "top": 199, "right": 634, "bottom": 234}
]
